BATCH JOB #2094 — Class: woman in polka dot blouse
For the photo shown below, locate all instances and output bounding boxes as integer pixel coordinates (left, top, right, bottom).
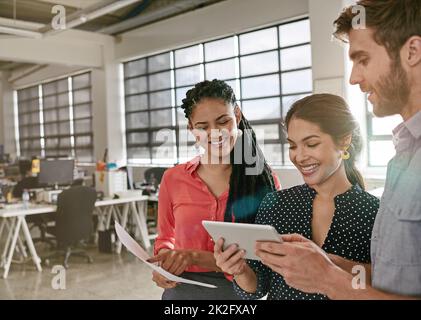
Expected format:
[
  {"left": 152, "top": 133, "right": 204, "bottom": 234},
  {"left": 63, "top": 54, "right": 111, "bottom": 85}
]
[{"left": 214, "top": 94, "right": 380, "bottom": 300}]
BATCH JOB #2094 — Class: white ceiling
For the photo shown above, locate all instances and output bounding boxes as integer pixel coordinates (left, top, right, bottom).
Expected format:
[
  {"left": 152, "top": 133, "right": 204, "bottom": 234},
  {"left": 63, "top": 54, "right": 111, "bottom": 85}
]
[{"left": 38, "top": 0, "right": 105, "bottom": 9}]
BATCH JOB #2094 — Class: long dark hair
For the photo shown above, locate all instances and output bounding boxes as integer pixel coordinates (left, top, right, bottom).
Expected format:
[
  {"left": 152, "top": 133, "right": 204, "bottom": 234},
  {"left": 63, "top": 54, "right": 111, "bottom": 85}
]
[
  {"left": 181, "top": 79, "right": 277, "bottom": 223},
  {"left": 285, "top": 94, "right": 365, "bottom": 190}
]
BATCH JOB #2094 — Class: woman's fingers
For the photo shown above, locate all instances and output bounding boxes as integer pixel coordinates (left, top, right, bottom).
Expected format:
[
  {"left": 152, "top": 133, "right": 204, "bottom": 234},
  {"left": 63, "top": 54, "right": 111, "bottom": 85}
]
[
  {"left": 281, "top": 233, "right": 309, "bottom": 243},
  {"left": 214, "top": 237, "right": 225, "bottom": 255},
  {"left": 223, "top": 250, "right": 246, "bottom": 274},
  {"left": 173, "top": 261, "right": 188, "bottom": 276},
  {"left": 168, "top": 254, "right": 185, "bottom": 274},
  {"left": 215, "top": 243, "right": 246, "bottom": 274},
  {"left": 161, "top": 255, "right": 174, "bottom": 270},
  {"left": 147, "top": 254, "right": 163, "bottom": 264},
  {"left": 233, "top": 260, "right": 247, "bottom": 275},
  {"left": 220, "top": 243, "right": 240, "bottom": 261}
]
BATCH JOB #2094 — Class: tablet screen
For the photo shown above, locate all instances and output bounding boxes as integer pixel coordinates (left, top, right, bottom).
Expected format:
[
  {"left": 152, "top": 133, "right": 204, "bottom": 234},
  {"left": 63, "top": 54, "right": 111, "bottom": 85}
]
[{"left": 202, "top": 220, "right": 282, "bottom": 260}]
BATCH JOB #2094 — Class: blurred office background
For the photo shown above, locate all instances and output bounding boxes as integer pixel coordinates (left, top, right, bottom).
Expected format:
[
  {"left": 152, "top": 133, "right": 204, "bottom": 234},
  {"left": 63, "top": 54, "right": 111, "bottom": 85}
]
[{"left": 0, "top": 0, "right": 392, "bottom": 299}]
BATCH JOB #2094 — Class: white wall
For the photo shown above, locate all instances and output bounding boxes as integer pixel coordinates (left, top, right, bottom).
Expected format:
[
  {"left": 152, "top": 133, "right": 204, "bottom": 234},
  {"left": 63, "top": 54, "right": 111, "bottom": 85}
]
[
  {"left": 102, "top": 39, "right": 127, "bottom": 166},
  {"left": 309, "top": 0, "right": 346, "bottom": 95},
  {"left": 0, "top": 72, "right": 4, "bottom": 147},
  {"left": 91, "top": 69, "right": 108, "bottom": 162},
  {"left": 12, "top": 65, "right": 84, "bottom": 88},
  {"left": 0, "top": 72, "right": 16, "bottom": 157},
  {"left": 0, "top": 29, "right": 110, "bottom": 67}
]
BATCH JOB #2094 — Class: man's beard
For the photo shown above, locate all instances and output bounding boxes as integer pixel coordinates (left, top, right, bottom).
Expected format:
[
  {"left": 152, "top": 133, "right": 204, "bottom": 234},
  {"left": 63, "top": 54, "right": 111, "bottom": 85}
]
[{"left": 373, "top": 59, "right": 410, "bottom": 117}]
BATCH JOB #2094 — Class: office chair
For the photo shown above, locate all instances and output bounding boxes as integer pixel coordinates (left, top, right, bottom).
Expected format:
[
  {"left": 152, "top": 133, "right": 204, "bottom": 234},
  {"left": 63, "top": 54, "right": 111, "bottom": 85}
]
[
  {"left": 11, "top": 173, "right": 56, "bottom": 247},
  {"left": 43, "top": 186, "right": 97, "bottom": 269},
  {"left": 143, "top": 167, "right": 166, "bottom": 233},
  {"left": 12, "top": 177, "right": 38, "bottom": 198},
  {"left": 29, "top": 214, "right": 56, "bottom": 248},
  {"left": 144, "top": 167, "right": 167, "bottom": 188}
]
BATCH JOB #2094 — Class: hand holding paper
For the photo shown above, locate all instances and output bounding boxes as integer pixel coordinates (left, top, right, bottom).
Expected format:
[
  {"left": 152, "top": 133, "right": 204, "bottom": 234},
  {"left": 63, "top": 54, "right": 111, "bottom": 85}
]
[
  {"left": 114, "top": 222, "right": 217, "bottom": 289},
  {"left": 147, "top": 250, "right": 194, "bottom": 276}
]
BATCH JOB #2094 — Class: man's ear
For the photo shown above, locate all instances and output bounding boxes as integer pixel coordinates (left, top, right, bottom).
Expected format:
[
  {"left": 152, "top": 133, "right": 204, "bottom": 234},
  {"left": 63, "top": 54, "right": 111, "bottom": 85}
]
[
  {"left": 403, "top": 36, "right": 421, "bottom": 67},
  {"left": 234, "top": 104, "right": 242, "bottom": 125}
]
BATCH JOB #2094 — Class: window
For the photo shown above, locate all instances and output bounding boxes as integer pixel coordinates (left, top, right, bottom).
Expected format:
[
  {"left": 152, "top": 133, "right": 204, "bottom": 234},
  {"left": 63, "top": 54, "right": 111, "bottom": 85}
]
[
  {"left": 365, "top": 99, "right": 401, "bottom": 167},
  {"left": 123, "top": 18, "right": 312, "bottom": 166},
  {"left": 16, "top": 72, "right": 94, "bottom": 162},
  {"left": 71, "top": 73, "right": 94, "bottom": 163},
  {"left": 16, "top": 86, "right": 42, "bottom": 159}
]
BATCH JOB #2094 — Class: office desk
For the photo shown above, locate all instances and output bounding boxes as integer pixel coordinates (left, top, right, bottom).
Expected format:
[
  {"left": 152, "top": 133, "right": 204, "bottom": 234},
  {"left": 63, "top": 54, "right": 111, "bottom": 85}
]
[
  {"left": 0, "top": 195, "right": 151, "bottom": 279},
  {"left": 94, "top": 195, "right": 151, "bottom": 254},
  {"left": 0, "top": 204, "right": 56, "bottom": 279}
]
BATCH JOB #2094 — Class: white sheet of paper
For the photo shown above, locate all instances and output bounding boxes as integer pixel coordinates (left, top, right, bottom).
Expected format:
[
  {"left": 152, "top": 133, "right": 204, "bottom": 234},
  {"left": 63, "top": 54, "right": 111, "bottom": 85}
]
[{"left": 114, "top": 222, "right": 217, "bottom": 289}]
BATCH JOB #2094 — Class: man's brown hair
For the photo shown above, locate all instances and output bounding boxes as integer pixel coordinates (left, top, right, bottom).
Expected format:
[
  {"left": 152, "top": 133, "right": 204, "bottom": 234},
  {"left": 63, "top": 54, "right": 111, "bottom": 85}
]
[{"left": 334, "top": 0, "right": 421, "bottom": 59}]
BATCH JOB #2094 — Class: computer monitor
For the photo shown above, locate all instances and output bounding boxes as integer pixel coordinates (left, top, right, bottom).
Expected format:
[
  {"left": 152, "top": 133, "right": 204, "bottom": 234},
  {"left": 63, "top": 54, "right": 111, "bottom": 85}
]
[
  {"left": 4, "top": 165, "right": 20, "bottom": 178},
  {"left": 38, "top": 159, "right": 74, "bottom": 187}
]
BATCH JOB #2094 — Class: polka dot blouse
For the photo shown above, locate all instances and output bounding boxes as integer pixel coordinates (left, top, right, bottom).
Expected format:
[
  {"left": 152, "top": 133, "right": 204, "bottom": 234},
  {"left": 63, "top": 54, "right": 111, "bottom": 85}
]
[{"left": 233, "top": 184, "right": 380, "bottom": 300}]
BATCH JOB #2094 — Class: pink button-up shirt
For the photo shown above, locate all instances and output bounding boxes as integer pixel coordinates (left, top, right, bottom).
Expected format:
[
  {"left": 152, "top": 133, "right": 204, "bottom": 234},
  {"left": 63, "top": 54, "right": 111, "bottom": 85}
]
[{"left": 154, "top": 156, "right": 281, "bottom": 273}]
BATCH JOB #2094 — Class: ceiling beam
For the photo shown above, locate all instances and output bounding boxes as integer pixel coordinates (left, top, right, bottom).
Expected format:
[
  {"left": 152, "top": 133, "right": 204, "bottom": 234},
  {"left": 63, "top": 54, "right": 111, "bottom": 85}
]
[
  {"left": 99, "top": 0, "right": 213, "bottom": 35},
  {"left": 0, "top": 61, "right": 29, "bottom": 71},
  {"left": 0, "top": 29, "right": 113, "bottom": 67},
  {"left": 0, "top": 26, "right": 42, "bottom": 38},
  {"left": 0, "top": 17, "right": 44, "bottom": 30},
  {"left": 41, "top": 0, "right": 142, "bottom": 36},
  {"left": 7, "top": 64, "right": 48, "bottom": 83}
]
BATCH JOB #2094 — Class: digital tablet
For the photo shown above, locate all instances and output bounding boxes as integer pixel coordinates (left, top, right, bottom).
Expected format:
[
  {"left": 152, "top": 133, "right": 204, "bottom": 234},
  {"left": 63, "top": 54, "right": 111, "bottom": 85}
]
[{"left": 202, "top": 220, "right": 282, "bottom": 261}]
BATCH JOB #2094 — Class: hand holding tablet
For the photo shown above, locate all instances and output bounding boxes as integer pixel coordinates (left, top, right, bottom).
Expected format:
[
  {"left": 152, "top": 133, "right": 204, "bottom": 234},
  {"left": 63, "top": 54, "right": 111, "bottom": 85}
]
[{"left": 202, "top": 220, "right": 282, "bottom": 260}]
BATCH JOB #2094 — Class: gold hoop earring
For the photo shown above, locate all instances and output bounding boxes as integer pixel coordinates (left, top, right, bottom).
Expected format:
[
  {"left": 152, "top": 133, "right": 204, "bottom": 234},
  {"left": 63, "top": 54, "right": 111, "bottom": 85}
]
[{"left": 342, "top": 150, "right": 350, "bottom": 160}]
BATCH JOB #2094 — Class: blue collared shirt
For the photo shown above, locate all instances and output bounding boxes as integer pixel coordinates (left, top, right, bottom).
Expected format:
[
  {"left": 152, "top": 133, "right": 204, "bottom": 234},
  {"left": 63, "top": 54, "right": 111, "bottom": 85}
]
[{"left": 371, "top": 110, "right": 421, "bottom": 296}]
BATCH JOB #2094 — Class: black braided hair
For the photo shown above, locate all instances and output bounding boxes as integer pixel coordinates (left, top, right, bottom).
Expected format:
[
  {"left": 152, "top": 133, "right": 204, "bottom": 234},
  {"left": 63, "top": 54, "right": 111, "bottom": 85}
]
[{"left": 181, "top": 79, "right": 277, "bottom": 223}]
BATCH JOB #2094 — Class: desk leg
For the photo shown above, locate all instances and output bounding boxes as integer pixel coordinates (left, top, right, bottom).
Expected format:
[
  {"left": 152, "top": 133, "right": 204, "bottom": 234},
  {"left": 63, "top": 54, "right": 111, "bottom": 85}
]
[
  {"left": 1, "top": 218, "right": 15, "bottom": 269},
  {"left": 3, "top": 217, "right": 22, "bottom": 279},
  {"left": 114, "top": 205, "right": 123, "bottom": 222},
  {"left": 131, "top": 201, "right": 151, "bottom": 250},
  {"left": 95, "top": 207, "right": 106, "bottom": 232},
  {"left": 115, "top": 204, "right": 130, "bottom": 254},
  {"left": 111, "top": 205, "right": 120, "bottom": 226},
  {"left": 0, "top": 219, "right": 5, "bottom": 240},
  {"left": 105, "top": 206, "right": 113, "bottom": 230},
  {"left": 0, "top": 219, "right": 7, "bottom": 266},
  {"left": 20, "top": 216, "right": 42, "bottom": 272},
  {"left": 2, "top": 219, "right": 27, "bottom": 262},
  {"left": 93, "top": 208, "right": 102, "bottom": 244},
  {"left": 16, "top": 227, "right": 28, "bottom": 259}
]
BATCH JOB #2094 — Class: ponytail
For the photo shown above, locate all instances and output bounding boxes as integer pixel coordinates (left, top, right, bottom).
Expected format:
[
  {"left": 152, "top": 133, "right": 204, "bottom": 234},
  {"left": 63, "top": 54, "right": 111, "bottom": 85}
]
[
  {"left": 344, "top": 159, "right": 365, "bottom": 190},
  {"left": 344, "top": 131, "right": 365, "bottom": 190}
]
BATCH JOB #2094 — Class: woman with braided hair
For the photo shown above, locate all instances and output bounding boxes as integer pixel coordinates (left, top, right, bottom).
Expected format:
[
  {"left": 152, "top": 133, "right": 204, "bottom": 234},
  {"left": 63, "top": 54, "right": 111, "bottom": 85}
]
[{"left": 148, "top": 79, "right": 281, "bottom": 300}]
